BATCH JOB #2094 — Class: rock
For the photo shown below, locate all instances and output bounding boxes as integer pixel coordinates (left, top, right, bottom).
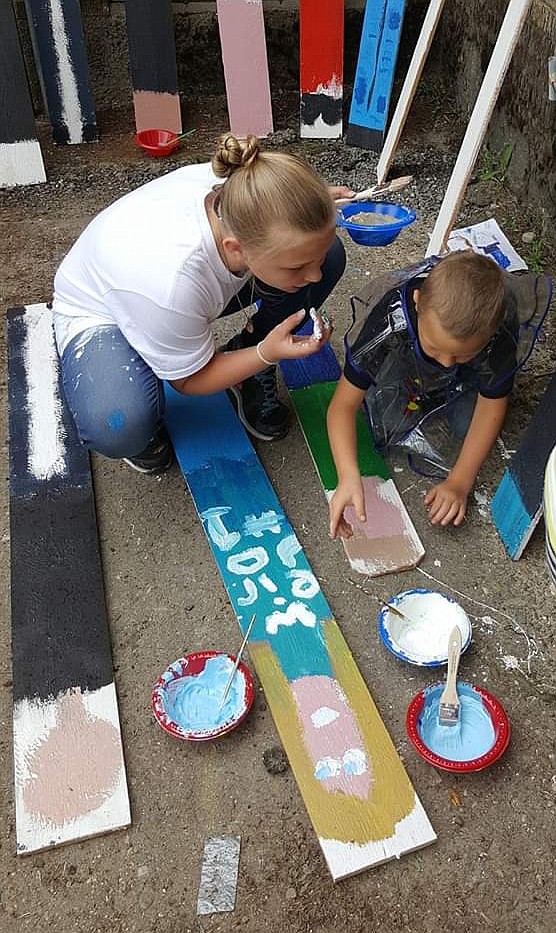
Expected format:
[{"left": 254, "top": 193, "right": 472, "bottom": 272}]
[
  {"left": 522, "top": 231, "right": 536, "bottom": 244},
  {"left": 262, "top": 745, "right": 289, "bottom": 774}
]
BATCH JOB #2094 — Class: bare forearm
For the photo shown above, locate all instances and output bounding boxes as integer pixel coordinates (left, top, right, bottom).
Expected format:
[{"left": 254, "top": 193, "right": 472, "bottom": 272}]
[
  {"left": 327, "top": 379, "right": 365, "bottom": 479},
  {"left": 450, "top": 394, "right": 508, "bottom": 490},
  {"left": 171, "top": 346, "right": 266, "bottom": 395}
]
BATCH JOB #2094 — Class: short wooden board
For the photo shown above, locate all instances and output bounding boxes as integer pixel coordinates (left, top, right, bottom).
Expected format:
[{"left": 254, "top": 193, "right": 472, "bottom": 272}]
[
  {"left": 8, "top": 304, "right": 131, "bottom": 854},
  {"left": 492, "top": 372, "right": 556, "bottom": 560},
  {"left": 280, "top": 339, "right": 424, "bottom": 576},
  {"left": 165, "top": 386, "right": 436, "bottom": 880},
  {"left": 299, "top": 0, "right": 344, "bottom": 138}
]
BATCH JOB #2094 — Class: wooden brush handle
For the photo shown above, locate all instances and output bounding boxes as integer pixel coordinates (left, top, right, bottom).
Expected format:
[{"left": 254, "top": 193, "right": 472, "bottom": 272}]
[{"left": 445, "top": 625, "right": 462, "bottom": 696}]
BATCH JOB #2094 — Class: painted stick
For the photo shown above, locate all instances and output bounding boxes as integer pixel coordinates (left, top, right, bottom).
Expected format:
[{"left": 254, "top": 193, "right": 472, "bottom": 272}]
[
  {"left": 0, "top": 2, "right": 46, "bottom": 186},
  {"left": 299, "top": 0, "right": 344, "bottom": 138},
  {"left": 216, "top": 0, "right": 273, "bottom": 138},
  {"left": 24, "top": 0, "right": 98, "bottom": 144},
  {"left": 124, "top": 0, "right": 182, "bottom": 134},
  {"left": 425, "top": 0, "right": 532, "bottom": 257}
]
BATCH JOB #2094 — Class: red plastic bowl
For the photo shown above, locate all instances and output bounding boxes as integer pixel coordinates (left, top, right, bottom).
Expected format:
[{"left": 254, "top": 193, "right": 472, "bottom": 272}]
[
  {"left": 406, "top": 682, "right": 511, "bottom": 773},
  {"left": 135, "top": 129, "right": 181, "bottom": 157},
  {"left": 151, "top": 650, "right": 255, "bottom": 742}
]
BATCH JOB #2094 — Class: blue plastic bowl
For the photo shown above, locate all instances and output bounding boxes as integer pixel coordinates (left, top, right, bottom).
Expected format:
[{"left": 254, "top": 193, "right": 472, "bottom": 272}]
[{"left": 336, "top": 201, "right": 416, "bottom": 246}]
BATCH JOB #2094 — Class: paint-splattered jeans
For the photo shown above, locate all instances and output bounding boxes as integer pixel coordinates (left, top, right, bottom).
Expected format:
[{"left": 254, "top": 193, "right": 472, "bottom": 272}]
[{"left": 60, "top": 235, "right": 346, "bottom": 458}]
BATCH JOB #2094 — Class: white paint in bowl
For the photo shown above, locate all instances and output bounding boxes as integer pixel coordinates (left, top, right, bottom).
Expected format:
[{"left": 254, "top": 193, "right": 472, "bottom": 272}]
[{"left": 379, "top": 589, "right": 472, "bottom": 665}]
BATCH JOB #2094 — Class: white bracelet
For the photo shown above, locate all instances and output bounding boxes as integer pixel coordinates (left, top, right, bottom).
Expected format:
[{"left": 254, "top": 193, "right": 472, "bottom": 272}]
[{"left": 256, "top": 341, "right": 275, "bottom": 367}]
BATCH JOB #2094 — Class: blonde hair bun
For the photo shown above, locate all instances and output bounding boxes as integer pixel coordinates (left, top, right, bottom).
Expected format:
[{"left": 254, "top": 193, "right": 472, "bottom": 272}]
[{"left": 212, "top": 133, "right": 261, "bottom": 178}]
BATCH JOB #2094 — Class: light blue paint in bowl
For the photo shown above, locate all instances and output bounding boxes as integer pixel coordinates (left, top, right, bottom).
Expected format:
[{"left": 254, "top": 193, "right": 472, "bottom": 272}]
[
  {"left": 417, "top": 682, "right": 496, "bottom": 762},
  {"left": 163, "top": 654, "right": 245, "bottom": 734}
]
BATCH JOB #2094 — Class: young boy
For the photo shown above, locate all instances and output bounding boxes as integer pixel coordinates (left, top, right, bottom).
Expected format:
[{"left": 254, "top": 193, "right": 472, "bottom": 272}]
[{"left": 327, "top": 251, "right": 520, "bottom": 535}]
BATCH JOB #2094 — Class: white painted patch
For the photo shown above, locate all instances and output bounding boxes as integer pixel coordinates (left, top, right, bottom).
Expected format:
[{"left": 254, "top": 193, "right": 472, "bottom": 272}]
[
  {"left": 311, "top": 706, "right": 340, "bottom": 728},
  {"left": 473, "top": 487, "right": 490, "bottom": 517},
  {"left": 265, "top": 601, "right": 317, "bottom": 635},
  {"left": 49, "top": 0, "right": 84, "bottom": 144},
  {"left": 23, "top": 305, "right": 68, "bottom": 481},
  {"left": 501, "top": 654, "right": 520, "bottom": 670},
  {"left": 320, "top": 796, "right": 436, "bottom": 880},
  {"left": 301, "top": 113, "right": 342, "bottom": 139},
  {"left": 0, "top": 140, "right": 46, "bottom": 187}
]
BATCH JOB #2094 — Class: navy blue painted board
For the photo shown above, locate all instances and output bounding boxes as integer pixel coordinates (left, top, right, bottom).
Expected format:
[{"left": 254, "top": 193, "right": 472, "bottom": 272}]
[
  {"left": 491, "top": 372, "right": 556, "bottom": 559},
  {"left": 347, "top": 0, "right": 407, "bottom": 151}
]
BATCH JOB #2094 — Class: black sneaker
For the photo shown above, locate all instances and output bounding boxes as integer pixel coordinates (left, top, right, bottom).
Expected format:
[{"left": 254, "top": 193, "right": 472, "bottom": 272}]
[
  {"left": 228, "top": 367, "right": 290, "bottom": 441},
  {"left": 123, "top": 427, "right": 174, "bottom": 474}
]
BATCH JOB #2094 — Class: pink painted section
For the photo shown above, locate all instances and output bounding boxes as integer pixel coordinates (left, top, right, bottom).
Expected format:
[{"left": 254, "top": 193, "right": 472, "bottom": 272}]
[
  {"left": 133, "top": 91, "right": 182, "bottom": 134},
  {"left": 345, "top": 476, "right": 408, "bottom": 539},
  {"left": 216, "top": 0, "right": 273, "bottom": 137},
  {"left": 292, "top": 675, "right": 372, "bottom": 800}
]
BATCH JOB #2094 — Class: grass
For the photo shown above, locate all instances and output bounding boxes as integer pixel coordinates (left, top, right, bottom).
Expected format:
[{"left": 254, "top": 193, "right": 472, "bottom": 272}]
[{"left": 478, "top": 142, "right": 514, "bottom": 184}]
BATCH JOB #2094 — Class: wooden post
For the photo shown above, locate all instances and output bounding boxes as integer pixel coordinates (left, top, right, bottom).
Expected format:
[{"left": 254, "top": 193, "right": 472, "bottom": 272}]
[
  {"left": 216, "top": 0, "right": 273, "bottom": 138},
  {"left": 0, "top": 1, "right": 46, "bottom": 186},
  {"left": 299, "top": 0, "right": 344, "bottom": 139},
  {"left": 23, "top": 0, "right": 98, "bottom": 144},
  {"left": 124, "top": 0, "right": 182, "bottom": 134}
]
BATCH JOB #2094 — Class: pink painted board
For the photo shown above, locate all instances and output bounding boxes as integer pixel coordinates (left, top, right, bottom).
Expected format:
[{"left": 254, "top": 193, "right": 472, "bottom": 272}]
[{"left": 216, "top": 0, "right": 273, "bottom": 137}]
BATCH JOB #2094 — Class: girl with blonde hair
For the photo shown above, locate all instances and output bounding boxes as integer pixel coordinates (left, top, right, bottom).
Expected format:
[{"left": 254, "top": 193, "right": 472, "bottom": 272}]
[{"left": 53, "top": 133, "right": 350, "bottom": 472}]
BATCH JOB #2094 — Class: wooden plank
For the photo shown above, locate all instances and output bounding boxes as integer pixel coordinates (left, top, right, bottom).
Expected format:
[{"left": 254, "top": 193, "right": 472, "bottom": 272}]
[
  {"left": 346, "top": 0, "right": 407, "bottom": 151},
  {"left": 24, "top": 0, "right": 97, "bottom": 144},
  {"left": 165, "top": 386, "right": 436, "bottom": 880},
  {"left": 491, "top": 372, "right": 556, "bottom": 560},
  {"left": 544, "top": 447, "right": 556, "bottom": 586},
  {"left": 425, "top": 0, "right": 532, "bottom": 257},
  {"left": 216, "top": 0, "right": 273, "bottom": 138},
  {"left": 8, "top": 304, "right": 131, "bottom": 854},
  {"left": 0, "top": 2, "right": 46, "bottom": 186},
  {"left": 376, "top": 0, "right": 447, "bottom": 185},
  {"left": 299, "top": 0, "right": 344, "bottom": 139},
  {"left": 124, "top": 0, "right": 182, "bottom": 134},
  {"left": 280, "top": 332, "right": 424, "bottom": 576}
]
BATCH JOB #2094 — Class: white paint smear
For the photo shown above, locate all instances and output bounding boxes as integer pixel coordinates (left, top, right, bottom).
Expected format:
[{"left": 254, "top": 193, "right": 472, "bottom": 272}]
[
  {"left": 311, "top": 706, "right": 340, "bottom": 728},
  {"left": 385, "top": 590, "right": 471, "bottom": 663},
  {"left": 49, "top": 0, "right": 83, "bottom": 144},
  {"left": 23, "top": 306, "right": 68, "bottom": 480}
]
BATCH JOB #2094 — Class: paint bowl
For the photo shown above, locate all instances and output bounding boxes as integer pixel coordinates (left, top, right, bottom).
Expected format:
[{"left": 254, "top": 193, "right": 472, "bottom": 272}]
[
  {"left": 151, "top": 651, "right": 255, "bottom": 741},
  {"left": 134, "top": 129, "right": 181, "bottom": 157},
  {"left": 336, "top": 201, "right": 416, "bottom": 246},
  {"left": 406, "top": 681, "right": 511, "bottom": 772},
  {"left": 378, "top": 588, "right": 472, "bottom": 666}
]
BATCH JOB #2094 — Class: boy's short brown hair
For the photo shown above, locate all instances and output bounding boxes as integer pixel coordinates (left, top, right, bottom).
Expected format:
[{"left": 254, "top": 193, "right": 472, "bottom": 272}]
[{"left": 418, "top": 251, "right": 506, "bottom": 340}]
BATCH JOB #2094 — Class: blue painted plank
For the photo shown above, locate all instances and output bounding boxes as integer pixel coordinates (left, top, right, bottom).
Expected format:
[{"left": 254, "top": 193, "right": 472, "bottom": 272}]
[{"left": 347, "top": 0, "right": 407, "bottom": 150}]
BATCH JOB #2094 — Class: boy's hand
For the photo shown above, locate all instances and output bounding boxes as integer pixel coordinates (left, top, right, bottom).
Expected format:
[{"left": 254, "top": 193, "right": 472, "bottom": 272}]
[
  {"left": 328, "top": 478, "right": 366, "bottom": 538},
  {"left": 261, "top": 310, "right": 332, "bottom": 362},
  {"left": 424, "top": 478, "right": 469, "bottom": 526}
]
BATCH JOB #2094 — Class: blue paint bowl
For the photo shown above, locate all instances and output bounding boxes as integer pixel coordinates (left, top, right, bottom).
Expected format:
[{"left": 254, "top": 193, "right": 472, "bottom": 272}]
[
  {"left": 406, "top": 682, "right": 511, "bottom": 772},
  {"left": 336, "top": 201, "right": 416, "bottom": 246},
  {"left": 378, "top": 588, "right": 472, "bottom": 666}
]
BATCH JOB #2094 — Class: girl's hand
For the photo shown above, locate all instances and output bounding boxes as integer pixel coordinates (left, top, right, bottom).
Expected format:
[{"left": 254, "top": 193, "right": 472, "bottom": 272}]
[
  {"left": 424, "top": 479, "right": 469, "bottom": 526},
  {"left": 328, "top": 477, "right": 366, "bottom": 539},
  {"left": 328, "top": 185, "right": 356, "bottom": 202},
  {"left": 259, "top": 310, "right": 332, "bottom": 363}
]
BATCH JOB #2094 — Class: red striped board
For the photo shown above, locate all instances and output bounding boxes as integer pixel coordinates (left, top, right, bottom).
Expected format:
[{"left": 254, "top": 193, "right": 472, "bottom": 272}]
[
  {"left": 124, "top": 0, "right": 182, "bottom": 134},
  {"left": 0, "top": 2, "right": 46, "bottom": 186},
  {"left": 8, "top": 304, "right": 131, "bottom": 854},
  {"left": 216, "top": 0, "right": 273, "bottom": 138},
  {"left": 24, "top": 0, "right": 98, "bottom": 144},
  {"left": 299, "top": 0, "right": 344, "bottom": 139}
]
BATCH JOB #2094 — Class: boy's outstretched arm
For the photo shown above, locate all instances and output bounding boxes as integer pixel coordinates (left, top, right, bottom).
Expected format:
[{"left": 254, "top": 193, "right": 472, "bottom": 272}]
[
  {"left": 326, "top": 376, "right": 367, "bottom": 538},
  {"left": 424, "top": 394, "right": 509, "bottom": 526}
]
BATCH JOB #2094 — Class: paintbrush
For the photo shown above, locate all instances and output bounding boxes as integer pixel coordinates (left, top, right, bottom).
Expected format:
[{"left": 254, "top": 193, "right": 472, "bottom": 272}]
[
  {"left": 376, "top": 597, "right": 416, "bottom": 626},
  {"left": 218, "top": 613, "right": 257, "bottom": 712},
  {"left": 438, "top": 625, "right": 463, "bottom": 727},
  {"left": 171, "top": 128, "right": 197, "bottom": 143},
  {"left": 335, "top": 174, "right": 414, "bottom": 207}
]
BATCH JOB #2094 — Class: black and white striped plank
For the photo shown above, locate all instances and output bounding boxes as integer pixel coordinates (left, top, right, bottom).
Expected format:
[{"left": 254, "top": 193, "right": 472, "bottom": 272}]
[
  {"left": 0, "top": 2, "right": 46, "bottom": 186},
  {"left": 8, "top": 304, "right": 130, "bottom": 854}
]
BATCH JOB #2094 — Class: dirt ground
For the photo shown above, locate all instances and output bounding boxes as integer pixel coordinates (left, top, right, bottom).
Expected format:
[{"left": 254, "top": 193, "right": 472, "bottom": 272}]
[{"left": 1, "top": 90, "right": 555, "bottom": 932}]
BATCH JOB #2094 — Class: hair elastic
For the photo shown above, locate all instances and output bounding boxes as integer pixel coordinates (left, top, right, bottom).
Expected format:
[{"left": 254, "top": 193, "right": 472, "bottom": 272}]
[{"left": 256, "top": 341, "right": 275, "bottom": 367}]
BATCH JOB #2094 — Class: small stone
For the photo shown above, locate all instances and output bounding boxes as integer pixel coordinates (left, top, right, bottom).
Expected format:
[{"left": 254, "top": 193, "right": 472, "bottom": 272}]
[
  {"left": 522, "top": 231, "right": 536, "bottom": 244},
  {"left": 262, "top": 745, "right": 289, "bottom": 774},
  {"left": 286, "top": 887, "right": 297, "bottom": 900}
]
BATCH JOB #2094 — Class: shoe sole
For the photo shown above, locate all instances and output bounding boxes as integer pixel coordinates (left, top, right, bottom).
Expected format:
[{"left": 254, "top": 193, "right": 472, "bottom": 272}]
[
  {"left": 227, "top": 385, "right": 288, "bottom": 442},
  {"left": 122, "top": 456, "right": 173, "bottom": 475}
]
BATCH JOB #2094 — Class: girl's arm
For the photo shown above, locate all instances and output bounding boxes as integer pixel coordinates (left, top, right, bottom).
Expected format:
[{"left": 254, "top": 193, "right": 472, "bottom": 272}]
[
  {"left": 326, "top": 376, "right": 367, "bottom": 538},
  {"left": 425, "top": 393, "right": 509, "bottom": 526}
]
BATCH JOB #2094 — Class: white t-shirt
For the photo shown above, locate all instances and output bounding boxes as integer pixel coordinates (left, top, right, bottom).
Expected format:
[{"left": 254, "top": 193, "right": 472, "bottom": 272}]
[{"left": 53, "top": 162, "right": 250, "bottom": 380}]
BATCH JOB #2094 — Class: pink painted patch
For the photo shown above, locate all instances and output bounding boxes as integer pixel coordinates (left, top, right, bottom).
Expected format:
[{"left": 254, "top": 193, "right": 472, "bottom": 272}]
[
  {"left": 345, "top": 476, "right": 408, "bottom": 539},
  {"left": 292, "top": 675, "right": 372, "bottom": 799},
  {"left": 216, "top": 0, "right": 273, "bottom": 137}
]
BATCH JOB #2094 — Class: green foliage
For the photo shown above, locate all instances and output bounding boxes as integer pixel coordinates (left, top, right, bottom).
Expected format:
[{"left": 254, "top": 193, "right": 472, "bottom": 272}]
[
  {"left": 478, "top": 143, "right": 514, "bottom": 184},
  {"left": 524, "top": 235, "right": 548, "bottom": 274}
]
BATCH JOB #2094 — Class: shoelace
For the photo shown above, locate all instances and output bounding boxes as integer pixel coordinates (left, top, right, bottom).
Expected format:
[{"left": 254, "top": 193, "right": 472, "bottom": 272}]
[{"left": 253, "top": 367, "right": 279, "bottom": 415}]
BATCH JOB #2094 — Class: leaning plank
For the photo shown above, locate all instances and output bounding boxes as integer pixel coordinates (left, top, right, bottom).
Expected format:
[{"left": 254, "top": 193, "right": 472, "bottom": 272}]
[
  {"left": 165, "top": 387, "right": 436, "bottom": 880},
  {"left": 124, "top": 0, "right": 182, "bottom": 134},
  {"left": 24, "top": 0, "right": 98, "bottom": 144},
  {"left": 299, "top": 0, "right": 344, "bottom": 139},
  {"left": 376, "top": 0, "right": 447, "bottom": 185},
  {"left": 346, "top": 0, "right": 407, "bottom": 151},
  {"left": 0, "top": 2, "right": 46, "bottom": 186},
  {"left": 216, "top": 0, "right": 273, "bottom": 138},
  {"left": 491, "top": 372, "right": 556, "bottom": 560},
  {"left": 425, "top": 0, "right": 532, "bottom": 257},
  {"left": 8, "top": 304, "right": 131, "bottom": 854}
]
